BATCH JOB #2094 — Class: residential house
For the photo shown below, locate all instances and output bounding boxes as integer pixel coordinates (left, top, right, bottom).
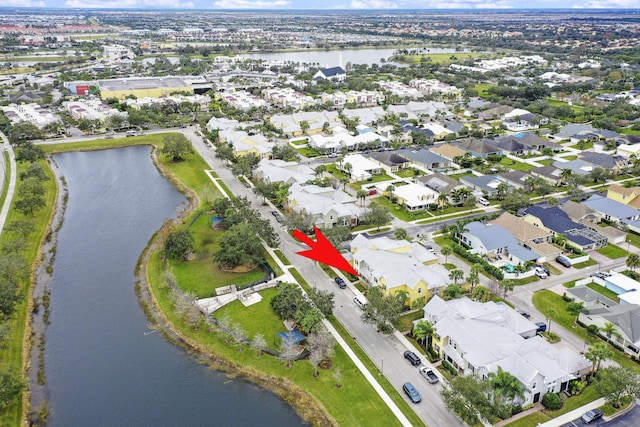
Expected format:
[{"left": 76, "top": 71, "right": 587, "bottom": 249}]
[
  {"left": 561, "top": 200, "right": 627, "bottom": 245},
  {"left": 582, "top": 194, "right": 640, "bottom": 228},
  {"left": 342, "top": 106, "right": 387, "bottom": 125},
  {"left": 578, "top": 302, "right": 640, "bottom": 356},
  {"left": 522, "top": 206, "right": 607, "bottom": 251},
  {"left": 617, "top": 143, "right": 640, "bottom": 158},
  {"left": 429, "top": 143, "right": 467, "bottom": 162},
  {"left": 402, "top": 123, "right": 435, "bottom": 144},
  {"left": 1, "top": 103, "right": 61, "bottom": 129},
  {"left": 219, "top": 130, "right": 274, "bottom": 158},
  {"left": 286, "top": 183, "right": 365, "bottom": 228},
  {"left": 478, "top": 105, "right": 514, "bottom": 121},
  {"left": 459, "top": 221, "right": 539, "bottom": 264},
  {"left": 400, "top": 148, "right": 451, "bottom": 170},
  {"left": 422, "top": 296, "right": 591, "bottom": 404},
  {"left": 341, "top": 154, "right": 383, "bottom": 181},
  {"left": 417, "top": 173, "right": 463, "bottom": 195},
  {"left": 313, "top": 66, "right": 346, "bottom": 82},
  {"left": 497, "top": 171, "right": 532, "bottom": 190},
  {"left": 579, "top": 152, "right": 628, "bottom": 174},
  {"left": 607, "top": 184, "right": 640, "bottom": 209},
  {"left": 459, "top": 175, "right": 504, "bottom": 197},
  {"left": 454, "top": 138, "right": 502, "bottom": 158},
  {"left": 530, "top": 165, "right": 563, "bottom": 186},
  {"left": 367, "top": 151, "right": 411, "bottom": 173},
  {"left": 422, "top": 122, "right": 454, "bottom": 141},
  {"left": 350, "top": 234, "right": 446, "bottom": 305},
  {"left": 391, "top": 183, "right": 439, "bottom": 211},
  {"left": 490, "top": 212, "right": 559, "bottom": 261},
  {"left": 495, "top": 133, "right": 562, "bottom": 154},
  {"left": 253, "top": 159, "right": 316, "bottom": 185},
  {"left": 552, "top": 159, "right": 593, "bottom": 176}
]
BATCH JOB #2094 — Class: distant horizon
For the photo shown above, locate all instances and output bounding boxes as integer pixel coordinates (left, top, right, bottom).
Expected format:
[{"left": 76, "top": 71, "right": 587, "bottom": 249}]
[{"left": 3, "top": 0, "right": 640, "bottom": 12}]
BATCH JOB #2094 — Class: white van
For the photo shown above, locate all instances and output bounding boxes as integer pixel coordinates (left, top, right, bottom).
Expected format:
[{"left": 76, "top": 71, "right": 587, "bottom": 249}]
[
  {"left": 478, "top": 197, "right": 490, "bottom": 206},
  {"left": 353, "top": 295, "right": 368, "bottom": 310}
]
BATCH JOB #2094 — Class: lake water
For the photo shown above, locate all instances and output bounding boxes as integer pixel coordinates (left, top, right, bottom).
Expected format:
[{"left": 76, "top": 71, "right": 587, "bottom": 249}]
[
  {"left": 45, "top": 146, "right": 304, "bottom": 426},
  {"left": 239, "top": 47, "right": 470, "bottom": 67}
]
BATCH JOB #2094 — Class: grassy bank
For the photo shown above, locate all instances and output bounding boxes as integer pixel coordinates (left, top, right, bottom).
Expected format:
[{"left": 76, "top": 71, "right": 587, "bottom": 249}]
[
  {"left": 39, "top": 135, "right": 408, "bottom": 426},
  {"left": 0, "top": 159, "right": 57, "bottom": 425}
]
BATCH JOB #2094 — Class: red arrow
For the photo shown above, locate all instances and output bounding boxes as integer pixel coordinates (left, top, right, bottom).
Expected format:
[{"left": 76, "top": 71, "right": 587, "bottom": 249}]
[{"left": 292, "top": 225, "right": 360, "bottom": 277}]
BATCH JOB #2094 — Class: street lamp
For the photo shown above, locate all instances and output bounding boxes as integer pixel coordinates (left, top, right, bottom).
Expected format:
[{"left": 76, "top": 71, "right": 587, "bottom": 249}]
[
  {"left": 582, "top": 341, "right": 589, "bottom": 354},
  {"left": 381, "top": 357, "right": 384, "bottom": 375},
  {"left": 627, "top": 239, "right": 632, "bottom": 257}
]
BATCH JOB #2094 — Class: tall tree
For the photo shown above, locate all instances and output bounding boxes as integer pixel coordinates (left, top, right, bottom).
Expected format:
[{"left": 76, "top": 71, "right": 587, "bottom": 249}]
[
  {"left": 499, "top": 279, "right": 515, "bottom": 299},
  {"left": 585, "top": 342, "right": 613, "bottom": 376},
  {"left": 161, "top": 133, "right": 193, "bottom": 162},
  {"left": 365, "top": 202, "right": 392, "bottom": 231},
  {"left": 489, "top": 367, "right": 526, "bottom": 403},
  {"left": 441, "top": 245, "right": 452, "bottom": 263},
  {"left": 413, "top": 320, "right": 434, "bottom": 350},
  {"left": 566, "top": 301, "right": 587, "bottom": 328},
  {"left": 449, "top": 269, "right": 464, "bottom": 285},
  {"left": 602, "top": 322, "right": 622, "bottom": 345},
  {"left": 626, "top": 253, "right": 640, "bottom": 270},
  {"left": 361, "top": 286, "right": 403, "bottom": 333},
  {"left": 596, "top": 366, "right": 640, "bottom": 408},
  {"left": 213, "top": 223, "right": 265, "bottom": 269}
]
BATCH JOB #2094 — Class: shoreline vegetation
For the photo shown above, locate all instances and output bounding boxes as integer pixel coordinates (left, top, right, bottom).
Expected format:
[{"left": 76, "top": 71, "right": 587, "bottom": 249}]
[{"left": 17, "top": 135, "right": 405, "bottom": 427}]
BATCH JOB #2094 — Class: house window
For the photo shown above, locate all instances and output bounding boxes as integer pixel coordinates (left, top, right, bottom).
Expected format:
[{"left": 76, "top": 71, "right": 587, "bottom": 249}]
[
  {"left": 532, "top": 382, "right": 537, "bottom": 389},
  {"left": 417, "top": 287, "right": 422, "bottom": 294}
]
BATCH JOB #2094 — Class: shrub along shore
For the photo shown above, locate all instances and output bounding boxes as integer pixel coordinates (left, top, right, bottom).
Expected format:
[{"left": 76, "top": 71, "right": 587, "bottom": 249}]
[{"left": 21, "top": 135, "right": 405, "bottom": 427}]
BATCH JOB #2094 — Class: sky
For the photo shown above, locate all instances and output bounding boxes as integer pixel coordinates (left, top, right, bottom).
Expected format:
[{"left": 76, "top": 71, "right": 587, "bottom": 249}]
[{"left": 4, "top": 0, "right": 640, "bottom": 10}]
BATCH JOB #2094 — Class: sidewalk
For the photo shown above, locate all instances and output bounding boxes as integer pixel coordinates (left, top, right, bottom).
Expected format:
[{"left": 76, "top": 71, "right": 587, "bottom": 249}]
[
  {"left": 0, "top": 131, "right": 17, "bottom": 236},
  {"left": 539, "top": 398, "right": 605, "bottom": 427}
]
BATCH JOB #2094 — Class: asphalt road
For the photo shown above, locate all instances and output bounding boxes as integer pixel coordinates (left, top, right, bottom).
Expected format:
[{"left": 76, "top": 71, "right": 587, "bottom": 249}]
[
  {"left": 560, "top": 403, "right": 639, "bottom": 427},
  {"left": 183, "top": 130, "right": 462, "bottom": 426}
]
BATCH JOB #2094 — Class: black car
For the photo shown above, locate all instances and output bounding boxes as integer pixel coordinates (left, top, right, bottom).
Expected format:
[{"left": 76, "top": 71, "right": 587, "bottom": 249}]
[
  {"left": 335, "top": 277, "right": 346, "bottom": 289},
  {"left": 403, "top": 351, "right": 422, "bottom": 366},
  {"left": 535, "top": 322, "right": 547, "bottom": 333},
  {"left": 516, "top": 309, "right": 531, "bottom": 319},
  {"left": 581, "top": 408, "right": 603, "bottom": 424}
]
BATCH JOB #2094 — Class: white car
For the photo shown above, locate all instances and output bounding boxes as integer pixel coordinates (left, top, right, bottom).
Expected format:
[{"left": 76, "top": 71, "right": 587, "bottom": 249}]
[{"left": 535, "top": 267, "right": 548, "bottom": 279}]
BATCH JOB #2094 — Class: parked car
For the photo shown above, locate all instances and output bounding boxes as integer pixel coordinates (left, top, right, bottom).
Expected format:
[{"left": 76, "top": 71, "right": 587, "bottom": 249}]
[
  {"left": 335, "top": 277, "right": 346, "bottom": 289},
  {"left": 535, "top": 267, "right": 548, "bottom": 279},
  {"left": 353, "top": 295, "right": 368, "bottom": 310},
  {"left": 580, "top": 408, "right": 603, "bottom": 424},
  {"left": 535, "top": 322, "right": 547, "bottom": 333},
  {"left": 403, "top": 350, "right": 422, "bottom": 366},
  {"left": 424, "top": 244, "right": 436, "bottom": 254},
  {"left": 516, "top": 309, "right": 531, "bottom": 319},
  {"left": 402, "top": 382, "right": 422, "bottom": 403},
  {"left": 556, "top": 255, "right": 572, "bottom": 268},
  {"left": 419, "top": 367, "right": 439, "bottom": 384}
]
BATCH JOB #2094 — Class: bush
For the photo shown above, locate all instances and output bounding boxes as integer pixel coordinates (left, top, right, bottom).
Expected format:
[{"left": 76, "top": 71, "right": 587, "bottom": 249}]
[
  {"left": 442, "top": 360, "right": 458, "bottom": 376},
  {"left": 449, "top": 241, "right": 504, "bottom": 280},
  {"left": 562, "top": 292, "right": 574, "bottom": 302},
  {"left": 586, "top": 324, "right": 600, "bottom": 335},
  {"left": 542, "top": 392, "right": 562, "bottom": 410}
]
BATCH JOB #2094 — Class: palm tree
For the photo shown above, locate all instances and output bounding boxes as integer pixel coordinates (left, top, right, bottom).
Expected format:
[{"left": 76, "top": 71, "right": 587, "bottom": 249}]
[
  {"left": 343, "top": 162, "right": 353, "bottom": 178},
  {"left": 339, "top": 176, "right": 349, "bottom": 191},
  {"left": 585, "top": 342, "right": 613, "bottom": 376},
  {"left": 560, "top": 168, "right": 573, "bottom": 184},
  {"left": 386, "top": 185, "right": 396, "bottom": 203},
  {"left": 626, "top": 253, "right": 640, "bottom": 270},
  {"left": 566, "top": 301, "right": 587, "bottom": 328},
  {"left": 489, "top": 367, "right": 526, "bottom": 403},
  {"left": 437, "top": 193, "right": 449, "bottom": 210},
  {"left": 546, "top": 308, "right": 557, "bottom": 334},
  {"left": 499, "top": 279, "right": 515, "bottom": 299},
  {"left": 412, "top": 320, "right": 434, "bottom": 350},
  {"left": 315, "top": 164, "right": 327, "bottom": 178},
  {"left": 449, "top": 269, "right": 464, "bottom": 285},
  {"left": 449, "top": 220, "right": 469, "bottom": 242},
  {"left": 356, "top": 189, "right": 368, "bottom": 207},
  {"left": 441, "top": 246, "right": 452, "bottom": 263},
  {"left": 602, "top": 322, "right": 622, "bottom": 345},
  {"left": 467, "top": 263, "right": 482, "bottom": 291}
]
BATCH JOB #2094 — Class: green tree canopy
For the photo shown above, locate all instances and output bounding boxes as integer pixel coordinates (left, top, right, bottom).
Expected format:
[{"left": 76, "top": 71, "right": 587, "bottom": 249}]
[
  {"left": 165, "top": 230, "right": 195, "bottom": 261},
  {"left": 161, "top": 133, "right": 193, "bottom": 162},
  {"left": 213, "top": 222, "right": 265, "bottom": 269}
]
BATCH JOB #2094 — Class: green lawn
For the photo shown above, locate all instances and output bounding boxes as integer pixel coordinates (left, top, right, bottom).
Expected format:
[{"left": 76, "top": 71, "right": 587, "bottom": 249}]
[
  {"left": 537, "top": 159, "right": 554, "bottom": 166},
  {"left": 372, "top": 196, "right": 432, "bottom": 222},
  {"left": 626, "top": 231, "right": 640, "bottom": 249},
  {"left": 586, "top": 283, "right": 620, "bottom": 303},
  {"left": 569, "top": 141, "right": 594, "bottom": 150},
  {"left": 572, "top": 259, "right": 597, "bottom": 269},
  {"left": 563, "top": 155, "right": 578, "bottom": 161},
  {"left": 563, "top": 279, "right": 579, "bottom": 288},
  {"left": 402, "top": 52, "right": 487, "bottom": 65},
  {"left": 596, "top": 244, "right": 627, "bottom": 259},
  {"left": 294, "top": 147, "right": 322, "bottom": 158},
  {"left": 474, "top": 83, "right": 493, "bottom": 99},
  {"left": 513, "top": 275, "right": 540, "bottom": 286},
  {"left": 397, "top": 311, "right": 424, "bottom": 333},
  {"left": 532, "top": 290, "right": 640, "bottom": 374},
  {"left": 0, "top": 159, "right": 57, "bottom": 425},
  {"left": 215, "top": 288, "right": 284, "bottom": 350},
  {"left": 394, "top": 168, "right": 423, "bottom": 178},
  {"left": 499, "top": 157, "right": 536, "bottom": 172},
  {"left": 274, "top": 249, "right": 291, "bottom": 265},
  {"left": 325, "top": 164, "right": 349, "bottom": 180}
]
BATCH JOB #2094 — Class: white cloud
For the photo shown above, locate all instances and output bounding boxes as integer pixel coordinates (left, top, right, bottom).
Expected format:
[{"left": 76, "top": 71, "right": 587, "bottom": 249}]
[
  {"left": 4, "top": 0, "right": 45, "bottom": 6},
  {"left": 349, "top": 0, "right": 398, "bottom": 8},
  {"left": 212, "top": 0, "right": 291, "bottom": 7},
  {"left": 578, "top": 0, "right": 640, "bottom": 7},
  {"left": 65, "top": 0, "right": 193, "bottom": 7}
]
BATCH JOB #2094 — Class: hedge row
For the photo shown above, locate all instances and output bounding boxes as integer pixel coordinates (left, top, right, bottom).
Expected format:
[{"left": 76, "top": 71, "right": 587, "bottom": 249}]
[{"left": 449, "top": 241, "right": 504, "bottom": 280}]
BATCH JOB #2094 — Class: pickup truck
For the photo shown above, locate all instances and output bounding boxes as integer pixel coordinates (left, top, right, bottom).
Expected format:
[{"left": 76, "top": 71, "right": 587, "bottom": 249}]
[{"left": 419, "top": 366, "right": 439, "bottom": 384}]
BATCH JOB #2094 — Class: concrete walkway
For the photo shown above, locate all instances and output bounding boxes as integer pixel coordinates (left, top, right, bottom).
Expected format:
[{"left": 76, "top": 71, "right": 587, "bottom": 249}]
[
  {"left": 539, "top": 397, "right": 606, "bottom": 427},
  {"left": 0, "top": 131, "right": 17, "bottom": 236}
]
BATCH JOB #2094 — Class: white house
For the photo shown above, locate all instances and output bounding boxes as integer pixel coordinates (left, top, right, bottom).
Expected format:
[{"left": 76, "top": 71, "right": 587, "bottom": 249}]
[{"left": 423, "top": 296, "right": 591, "bottom": 405}]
